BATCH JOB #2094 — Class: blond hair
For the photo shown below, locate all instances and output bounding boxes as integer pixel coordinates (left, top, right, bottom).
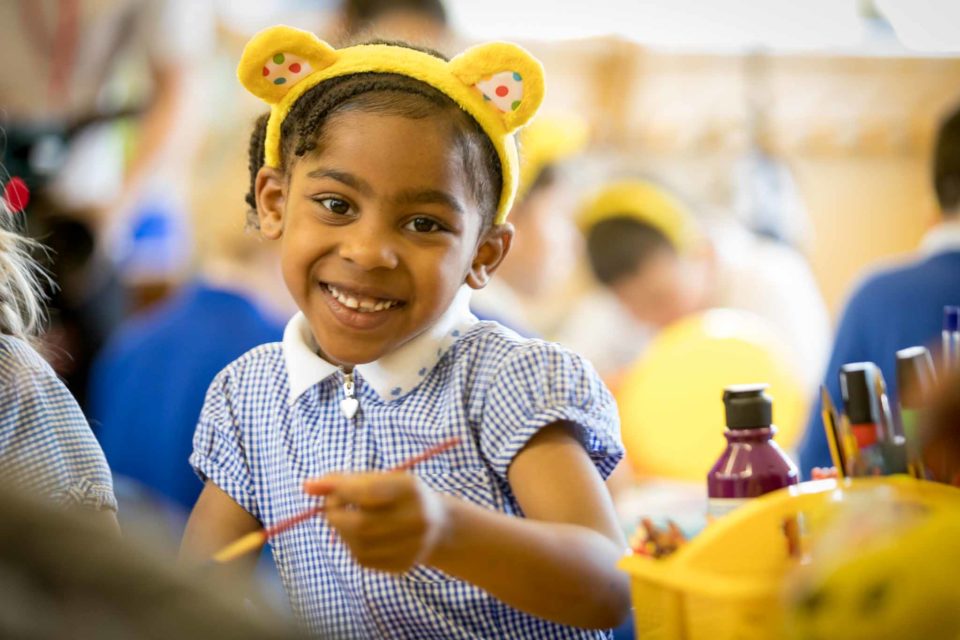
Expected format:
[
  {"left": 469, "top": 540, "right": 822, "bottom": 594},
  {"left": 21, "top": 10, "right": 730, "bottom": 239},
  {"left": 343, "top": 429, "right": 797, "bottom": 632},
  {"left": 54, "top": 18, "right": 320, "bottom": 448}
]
[{"left": 0, "top": 199, "right": 49, "bottom": 340}]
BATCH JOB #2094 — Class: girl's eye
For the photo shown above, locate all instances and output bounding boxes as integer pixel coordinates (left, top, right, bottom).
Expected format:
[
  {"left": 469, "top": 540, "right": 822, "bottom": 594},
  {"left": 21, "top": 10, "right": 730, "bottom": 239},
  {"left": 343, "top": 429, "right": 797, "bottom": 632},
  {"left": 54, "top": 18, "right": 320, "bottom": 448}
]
[
  {"left": 317, "top": 197, "right": 351, "bottom": 215},
  {"left": 405, "top": 217, "right": 443, "bottom": 233}
]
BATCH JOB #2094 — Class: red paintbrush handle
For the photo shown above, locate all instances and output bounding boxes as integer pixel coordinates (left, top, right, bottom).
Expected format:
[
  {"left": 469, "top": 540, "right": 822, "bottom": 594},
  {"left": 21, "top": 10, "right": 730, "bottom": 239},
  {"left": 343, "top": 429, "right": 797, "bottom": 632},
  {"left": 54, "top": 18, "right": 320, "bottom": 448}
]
[
  {"left": 394, "top": 437, "right": 460, "bottom": 471},
  {"left": 264, "top": 504, "right": 325, "bottom": 539}
]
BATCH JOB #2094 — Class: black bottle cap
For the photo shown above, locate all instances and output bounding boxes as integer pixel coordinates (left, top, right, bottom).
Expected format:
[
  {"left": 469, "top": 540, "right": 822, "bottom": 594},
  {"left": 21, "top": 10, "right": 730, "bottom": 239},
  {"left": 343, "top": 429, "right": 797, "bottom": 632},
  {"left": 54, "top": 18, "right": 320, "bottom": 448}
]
[
  {"left": 723, "top": 383, "right": 772, "bottom": 429},
  {"left": 896, "top": 346, "right": 937, "bottom": 408},
  {"left": 839, "top": 362, "right": 883, "bottom": 424},
  {"left": 946, "top": 306, "right": 960, "bottom": 332}
]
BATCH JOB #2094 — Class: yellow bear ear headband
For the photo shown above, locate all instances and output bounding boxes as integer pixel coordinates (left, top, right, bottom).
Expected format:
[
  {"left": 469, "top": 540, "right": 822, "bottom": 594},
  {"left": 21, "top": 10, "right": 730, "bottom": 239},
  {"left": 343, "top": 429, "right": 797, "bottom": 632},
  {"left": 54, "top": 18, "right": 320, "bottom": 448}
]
[
  {"left": 237, "top": 25, "right": 545, "bottom": 225},
  {"left": 516, "top": 115, "right": 589, "bottom": 203},
  {"left": 576, "top": 180, "right": 702, "bottom": 253}
]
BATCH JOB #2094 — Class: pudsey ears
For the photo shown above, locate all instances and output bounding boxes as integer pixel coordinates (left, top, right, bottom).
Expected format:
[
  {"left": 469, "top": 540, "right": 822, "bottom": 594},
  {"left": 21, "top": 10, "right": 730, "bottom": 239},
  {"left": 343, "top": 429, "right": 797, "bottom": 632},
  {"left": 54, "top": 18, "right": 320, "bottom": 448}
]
[
  {"left": 237, "top": 26, "right": 543, "bottom": 135},
  {"left": 237, "top": 27, "right": 335, "bottom": 106},
  {"left": 448, "top": 41, "right": 543, "bottom": 134}
]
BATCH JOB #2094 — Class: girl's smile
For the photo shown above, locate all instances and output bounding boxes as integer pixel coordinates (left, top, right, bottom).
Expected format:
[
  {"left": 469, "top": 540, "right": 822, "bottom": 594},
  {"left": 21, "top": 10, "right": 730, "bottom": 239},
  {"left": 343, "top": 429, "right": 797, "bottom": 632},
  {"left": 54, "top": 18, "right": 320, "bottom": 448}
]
[{"left": 319, "top": 280, "right": 405, "bottom": 331}]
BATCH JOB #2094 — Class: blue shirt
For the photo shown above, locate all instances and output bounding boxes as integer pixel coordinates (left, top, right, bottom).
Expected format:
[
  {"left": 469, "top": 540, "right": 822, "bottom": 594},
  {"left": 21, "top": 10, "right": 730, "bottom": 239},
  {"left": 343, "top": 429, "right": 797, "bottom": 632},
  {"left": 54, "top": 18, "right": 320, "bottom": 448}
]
[
  {"left": 798, "top": 247, "right": 960, "bottom": 476},
  {"left": 90, "top": 282, "right": 284, "bottom": 510},
  {"left": 0, "top": 334, "right": 116, "bottom": 509},
  {"left": 190, "top": 289, "right": 623, "bottom": 639}
]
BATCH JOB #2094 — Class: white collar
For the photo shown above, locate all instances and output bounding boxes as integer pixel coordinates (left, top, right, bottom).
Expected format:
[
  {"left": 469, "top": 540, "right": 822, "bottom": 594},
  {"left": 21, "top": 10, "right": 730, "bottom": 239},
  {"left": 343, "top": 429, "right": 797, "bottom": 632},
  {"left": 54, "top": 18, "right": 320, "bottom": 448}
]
[
  {"left": 920, "top": 219, "right": 960, "bottom": 256},
  {"left": 282, "top": 286, "right": 477, "bottom": 404}
]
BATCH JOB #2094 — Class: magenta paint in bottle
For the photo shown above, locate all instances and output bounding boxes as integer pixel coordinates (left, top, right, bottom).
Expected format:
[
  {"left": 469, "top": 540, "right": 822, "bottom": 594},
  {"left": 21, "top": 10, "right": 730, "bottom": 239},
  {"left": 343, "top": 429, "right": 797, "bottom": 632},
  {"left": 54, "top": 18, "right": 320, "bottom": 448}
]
[{"left": 707, "top": 384, "right": 800, "bottom": 520}]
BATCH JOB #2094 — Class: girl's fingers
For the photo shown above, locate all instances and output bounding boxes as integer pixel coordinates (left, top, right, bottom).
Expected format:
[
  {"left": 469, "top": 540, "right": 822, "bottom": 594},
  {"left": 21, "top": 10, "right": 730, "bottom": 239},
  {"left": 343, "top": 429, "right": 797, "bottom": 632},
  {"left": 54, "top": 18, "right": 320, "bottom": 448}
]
[
  {"left": 305, "top": 472, "right": 416, "bottom": 508},
  {"left": 303, "top": 474, "right": 342, "bottom": 496},
  {"left": 346, "top": 534, "right": 425, "bottom": 573},
  {"left": 326, "top": 501, "right": 423, "bottom": 540}
]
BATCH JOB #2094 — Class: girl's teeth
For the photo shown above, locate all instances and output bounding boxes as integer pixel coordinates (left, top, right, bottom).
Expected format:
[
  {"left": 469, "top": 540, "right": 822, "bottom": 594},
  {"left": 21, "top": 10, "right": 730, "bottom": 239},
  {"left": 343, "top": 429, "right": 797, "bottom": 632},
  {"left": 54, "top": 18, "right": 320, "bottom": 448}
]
[{"left": 326, "top": 284, "right": 396, "bottom": 313}]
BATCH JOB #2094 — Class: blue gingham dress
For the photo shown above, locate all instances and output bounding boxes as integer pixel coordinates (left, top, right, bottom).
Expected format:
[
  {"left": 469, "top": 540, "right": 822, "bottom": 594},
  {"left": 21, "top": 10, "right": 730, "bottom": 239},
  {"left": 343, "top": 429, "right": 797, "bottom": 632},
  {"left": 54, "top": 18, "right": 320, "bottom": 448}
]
[
  {"left": 191, "top": 320, "right": 623, "bottom": 639},
  {"left": 0, "top": 335, "right": 117, "bottom": 510}
]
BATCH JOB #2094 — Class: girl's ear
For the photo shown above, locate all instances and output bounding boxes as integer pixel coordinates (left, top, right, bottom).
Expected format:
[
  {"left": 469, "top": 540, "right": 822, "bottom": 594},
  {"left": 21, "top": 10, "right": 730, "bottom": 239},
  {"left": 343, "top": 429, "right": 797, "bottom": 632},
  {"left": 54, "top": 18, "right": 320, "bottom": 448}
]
[
  {"left": 256, "top": 166, "right": 287, "bottom": 239},
  {"left": 466, "top": 223, "right": 514, "bottom": 289}
]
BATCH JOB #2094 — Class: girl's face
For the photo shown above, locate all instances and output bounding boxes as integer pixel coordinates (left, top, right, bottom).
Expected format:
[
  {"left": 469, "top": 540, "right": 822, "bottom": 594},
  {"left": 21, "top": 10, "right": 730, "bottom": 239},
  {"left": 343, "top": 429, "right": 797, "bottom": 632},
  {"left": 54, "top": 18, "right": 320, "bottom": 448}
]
[{"left": 256, "top": 110, "right": 511, "bottom": 366}]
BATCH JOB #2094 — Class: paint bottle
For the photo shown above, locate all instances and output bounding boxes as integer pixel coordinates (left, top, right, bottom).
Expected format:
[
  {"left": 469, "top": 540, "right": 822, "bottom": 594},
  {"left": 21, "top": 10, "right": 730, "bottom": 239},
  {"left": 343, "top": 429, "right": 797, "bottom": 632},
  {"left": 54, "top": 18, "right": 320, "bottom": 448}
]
[
  {"left": 896, "top": 346, "right": 937, "bottom": 478},
  {"left": 707, "top": 384, "right": 799, "bottom": 520},
  {"left": 840, "top": 362, "right": 904, "bottom": 476}
]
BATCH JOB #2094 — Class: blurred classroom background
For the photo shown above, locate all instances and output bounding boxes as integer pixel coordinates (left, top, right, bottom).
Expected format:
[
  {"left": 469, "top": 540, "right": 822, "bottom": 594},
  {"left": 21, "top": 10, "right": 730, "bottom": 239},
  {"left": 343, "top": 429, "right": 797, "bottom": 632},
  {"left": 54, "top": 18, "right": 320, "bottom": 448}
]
[{"left": 3, "top": 0, "right": 960, "bottom": 631}]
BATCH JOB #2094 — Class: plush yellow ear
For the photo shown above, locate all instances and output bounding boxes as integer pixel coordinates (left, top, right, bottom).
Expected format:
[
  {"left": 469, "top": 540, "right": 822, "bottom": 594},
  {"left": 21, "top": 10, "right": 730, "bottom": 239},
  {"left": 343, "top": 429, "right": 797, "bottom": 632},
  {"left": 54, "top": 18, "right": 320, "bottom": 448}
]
[
  {"left": 237, "top": 25, "right": 338, "bottom": 105},
  {"left": 449, "top": 42, "right": 544, "bottom": 134}
]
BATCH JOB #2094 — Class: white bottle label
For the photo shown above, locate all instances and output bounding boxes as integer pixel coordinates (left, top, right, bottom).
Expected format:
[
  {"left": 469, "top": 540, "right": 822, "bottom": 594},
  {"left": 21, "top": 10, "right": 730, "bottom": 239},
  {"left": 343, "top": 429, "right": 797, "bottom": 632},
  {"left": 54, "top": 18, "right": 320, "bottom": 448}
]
[{"left": 707, "top": 497, "right": 748, "bottom": 521}]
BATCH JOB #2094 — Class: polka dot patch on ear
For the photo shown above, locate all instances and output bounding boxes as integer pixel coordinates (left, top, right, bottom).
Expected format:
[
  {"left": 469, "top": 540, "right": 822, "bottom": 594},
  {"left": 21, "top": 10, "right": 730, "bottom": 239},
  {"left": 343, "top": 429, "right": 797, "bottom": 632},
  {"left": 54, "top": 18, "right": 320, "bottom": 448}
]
[
  {"left": 261, "top": 53, "right": 313, "bottom": 87},
  {"left": 474, "top": 71, "right": 524, "bottom": 113}
]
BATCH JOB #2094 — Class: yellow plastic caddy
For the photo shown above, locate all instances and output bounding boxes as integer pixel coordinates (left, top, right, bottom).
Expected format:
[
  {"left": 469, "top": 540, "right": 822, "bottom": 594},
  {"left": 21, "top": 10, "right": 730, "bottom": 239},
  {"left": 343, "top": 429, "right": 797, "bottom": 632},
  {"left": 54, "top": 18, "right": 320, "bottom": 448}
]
[{"left": 618, "top": 477, "right": 960, "bottom": 639}]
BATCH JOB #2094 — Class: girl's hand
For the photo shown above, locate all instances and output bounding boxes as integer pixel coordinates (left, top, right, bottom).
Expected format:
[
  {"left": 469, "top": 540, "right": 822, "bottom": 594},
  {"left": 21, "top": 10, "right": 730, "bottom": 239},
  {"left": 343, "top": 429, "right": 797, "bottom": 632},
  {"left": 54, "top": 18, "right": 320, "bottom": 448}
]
[{"left": 303, "top": 473, "right": 449, "bottom": 573}]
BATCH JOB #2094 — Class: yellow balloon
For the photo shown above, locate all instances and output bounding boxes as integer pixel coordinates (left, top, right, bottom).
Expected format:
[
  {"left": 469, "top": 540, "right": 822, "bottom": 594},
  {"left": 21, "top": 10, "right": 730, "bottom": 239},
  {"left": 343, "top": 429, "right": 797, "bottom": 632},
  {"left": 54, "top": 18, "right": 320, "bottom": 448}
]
[{"left": 616, "top": 308, "right": 806, "bottom": 481}]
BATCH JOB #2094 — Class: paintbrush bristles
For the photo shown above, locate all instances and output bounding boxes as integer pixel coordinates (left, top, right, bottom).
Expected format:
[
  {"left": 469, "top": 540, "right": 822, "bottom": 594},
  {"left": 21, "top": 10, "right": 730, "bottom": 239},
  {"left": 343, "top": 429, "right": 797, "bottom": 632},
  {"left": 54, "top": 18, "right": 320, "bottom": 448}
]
[{"left": 212, "top": 531, "right": 266, "bottom": 563}]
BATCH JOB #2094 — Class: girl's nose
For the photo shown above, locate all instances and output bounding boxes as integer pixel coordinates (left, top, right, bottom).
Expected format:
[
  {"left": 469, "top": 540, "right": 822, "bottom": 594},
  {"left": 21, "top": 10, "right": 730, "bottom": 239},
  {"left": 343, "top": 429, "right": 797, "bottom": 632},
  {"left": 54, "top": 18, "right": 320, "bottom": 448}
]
[{"left": 337, "top": 216, "right": 399, "bottom": 270}]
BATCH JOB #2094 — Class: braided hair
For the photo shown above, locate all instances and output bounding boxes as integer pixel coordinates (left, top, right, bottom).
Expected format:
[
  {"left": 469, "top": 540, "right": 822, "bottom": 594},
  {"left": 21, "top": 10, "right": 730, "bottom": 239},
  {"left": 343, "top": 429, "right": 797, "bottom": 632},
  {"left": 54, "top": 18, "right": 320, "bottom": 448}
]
[{"left": 245, "top": 43, "right": 502, "bottom": 230}]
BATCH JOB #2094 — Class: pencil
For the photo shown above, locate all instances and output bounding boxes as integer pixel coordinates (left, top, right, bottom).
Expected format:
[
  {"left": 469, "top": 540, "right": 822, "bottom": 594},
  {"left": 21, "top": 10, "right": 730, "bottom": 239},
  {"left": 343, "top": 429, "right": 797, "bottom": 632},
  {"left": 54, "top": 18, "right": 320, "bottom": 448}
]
[
  {"left": 211, "top": 436, "right": 461, "bottom": 563},
  {"left": 820, "top": 385, "right": 846, "bottom": 479}
]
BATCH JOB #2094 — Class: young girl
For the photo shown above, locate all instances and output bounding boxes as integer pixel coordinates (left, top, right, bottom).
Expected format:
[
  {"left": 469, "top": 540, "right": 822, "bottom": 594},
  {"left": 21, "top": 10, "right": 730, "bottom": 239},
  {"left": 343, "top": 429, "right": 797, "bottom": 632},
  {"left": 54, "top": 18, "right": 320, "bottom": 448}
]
[
  {"left": 181, "top": 26, "right": 630, "bottom": 638},
  {"left": 0, "top": 178, "right": 118, "bottom": 528}
]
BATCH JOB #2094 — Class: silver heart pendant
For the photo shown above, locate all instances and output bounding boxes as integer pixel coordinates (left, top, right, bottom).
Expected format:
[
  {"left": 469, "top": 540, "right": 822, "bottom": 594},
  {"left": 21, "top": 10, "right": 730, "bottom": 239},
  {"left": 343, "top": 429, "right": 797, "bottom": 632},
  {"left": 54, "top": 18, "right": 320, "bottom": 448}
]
[{"left": 340, "top": 397, "right": 359, "bottom": 419}]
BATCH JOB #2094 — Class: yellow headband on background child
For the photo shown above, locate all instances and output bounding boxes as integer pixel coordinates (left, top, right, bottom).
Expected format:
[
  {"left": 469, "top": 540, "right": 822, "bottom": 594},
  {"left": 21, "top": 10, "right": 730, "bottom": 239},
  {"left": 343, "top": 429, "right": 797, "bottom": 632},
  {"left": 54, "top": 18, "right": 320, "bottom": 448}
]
[
  {"left": 237, "top": 25, "right": 545, "bottom": 224},
  {"left": 515, "top": 115, "right": 589, "bottom": 203},
  {"left": 576, "top": 179, "right": 701, "bottom": 252}
]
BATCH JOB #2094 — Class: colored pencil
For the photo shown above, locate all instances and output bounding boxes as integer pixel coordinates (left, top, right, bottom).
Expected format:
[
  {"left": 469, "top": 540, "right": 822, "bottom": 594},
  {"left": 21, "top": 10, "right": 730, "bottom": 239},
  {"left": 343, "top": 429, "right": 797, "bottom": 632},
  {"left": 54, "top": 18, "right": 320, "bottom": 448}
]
[{"left": 820, "top": 385, "right": 847, "bottom": 478}]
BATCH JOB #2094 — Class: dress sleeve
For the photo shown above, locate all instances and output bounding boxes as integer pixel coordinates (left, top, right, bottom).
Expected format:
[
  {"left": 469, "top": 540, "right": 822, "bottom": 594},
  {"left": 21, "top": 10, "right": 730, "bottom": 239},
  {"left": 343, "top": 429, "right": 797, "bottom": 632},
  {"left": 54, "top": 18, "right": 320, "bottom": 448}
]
[
  {"left": 189, "top": 369, "right": 260, "bottom": 520},
  {"left": 480, "top": 342, "right": 624, "bottom": 481},
  {"left": 0, "top": 343, "right": 117, "bottom": 511}
]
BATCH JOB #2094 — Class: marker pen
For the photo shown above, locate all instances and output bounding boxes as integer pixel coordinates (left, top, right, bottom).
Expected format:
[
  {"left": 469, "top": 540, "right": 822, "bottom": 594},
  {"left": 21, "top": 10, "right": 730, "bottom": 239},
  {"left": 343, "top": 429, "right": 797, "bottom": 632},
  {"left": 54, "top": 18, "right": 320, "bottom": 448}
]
[
  {"left": 944, "top": 306, "right": 960, "bottom": 375},
  {"left": 896, "top": 346, "right": 936, "bottom": 478},
  {"left": 840, "top": 363, "right": 892, "bottom": 476}
]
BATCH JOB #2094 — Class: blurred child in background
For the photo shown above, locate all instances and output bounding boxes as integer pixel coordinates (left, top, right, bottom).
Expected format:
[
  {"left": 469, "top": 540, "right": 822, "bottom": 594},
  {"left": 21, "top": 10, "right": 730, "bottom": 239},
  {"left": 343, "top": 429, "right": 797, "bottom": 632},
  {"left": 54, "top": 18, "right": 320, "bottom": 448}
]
[
  {"left": 333, "top": 0, "right": 451, "bottom": 50},
  {"left": 471, "top": 115, "right": 588, "bottom": 335},
  {"left": 0, "top": 1, "right": 214, "bottom": 407},
  {"left": 559, "top": 179, "right": 829, "bottom": 384},
  {"left": 799, "top": 104, "right": 960, "bottom": 477},
  {"left": 0, "top": 176, "right": 117, "bottom": 530},
  {"left": 89, "top": 128, "right": 291, "bottom": 516}
]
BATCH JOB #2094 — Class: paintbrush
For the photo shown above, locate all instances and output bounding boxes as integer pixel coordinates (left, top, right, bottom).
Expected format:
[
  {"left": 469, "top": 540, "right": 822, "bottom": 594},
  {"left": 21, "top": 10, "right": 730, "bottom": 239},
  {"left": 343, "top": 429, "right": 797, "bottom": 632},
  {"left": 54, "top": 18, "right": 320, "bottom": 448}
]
[{"left": 212, "top": 436, "right": 461, "bottom": 563}]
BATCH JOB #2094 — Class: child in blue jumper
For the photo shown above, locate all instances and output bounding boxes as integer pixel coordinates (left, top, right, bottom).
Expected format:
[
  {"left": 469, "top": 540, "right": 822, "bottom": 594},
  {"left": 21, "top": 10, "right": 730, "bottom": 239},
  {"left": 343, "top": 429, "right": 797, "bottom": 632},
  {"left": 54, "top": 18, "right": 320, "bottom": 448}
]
[{"left": 180, "top": 26, "right": 629, "bottom": 638}]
